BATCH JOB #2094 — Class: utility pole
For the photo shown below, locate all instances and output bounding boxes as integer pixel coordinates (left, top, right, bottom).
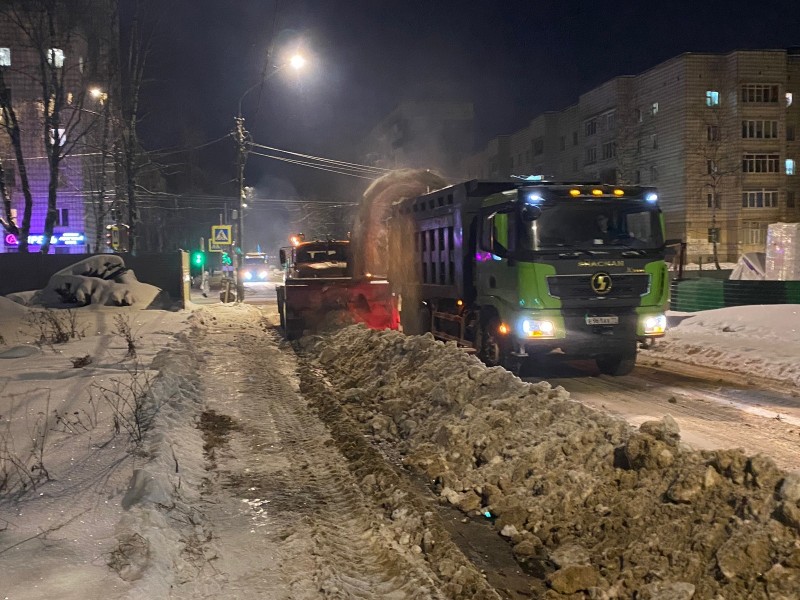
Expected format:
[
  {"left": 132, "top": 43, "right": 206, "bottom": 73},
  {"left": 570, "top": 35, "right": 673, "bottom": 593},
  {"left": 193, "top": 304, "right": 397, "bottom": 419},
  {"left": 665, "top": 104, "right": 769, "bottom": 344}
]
[{"left": 234, "top": 115, "right": 248, "bottom": 302}]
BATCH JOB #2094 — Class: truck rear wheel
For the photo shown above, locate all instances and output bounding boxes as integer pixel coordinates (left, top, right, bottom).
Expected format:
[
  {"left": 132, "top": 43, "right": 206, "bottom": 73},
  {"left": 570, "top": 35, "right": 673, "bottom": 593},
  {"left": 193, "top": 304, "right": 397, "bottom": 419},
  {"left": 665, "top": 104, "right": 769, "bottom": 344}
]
[
  {"left": 477, "top": 317, "right": 510, "bottom": 368},
  {"left": 596, "top": 353, "right": 636, "bottom": 376}
]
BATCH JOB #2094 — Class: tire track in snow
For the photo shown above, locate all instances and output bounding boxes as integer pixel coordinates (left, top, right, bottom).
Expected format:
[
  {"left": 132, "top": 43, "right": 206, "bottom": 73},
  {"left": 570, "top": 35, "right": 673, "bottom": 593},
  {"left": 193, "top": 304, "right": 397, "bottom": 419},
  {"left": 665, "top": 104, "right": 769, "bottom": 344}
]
[{"left": 177, "top": 308, "right": 454, "bottom": 599}]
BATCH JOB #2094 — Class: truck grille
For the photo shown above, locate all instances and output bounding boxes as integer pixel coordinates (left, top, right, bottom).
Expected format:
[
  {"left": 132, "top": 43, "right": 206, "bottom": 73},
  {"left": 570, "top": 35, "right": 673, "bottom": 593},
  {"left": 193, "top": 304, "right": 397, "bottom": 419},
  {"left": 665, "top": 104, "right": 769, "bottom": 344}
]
[{"left": 547, "top": 273, "right": 650, "bottom": 300}]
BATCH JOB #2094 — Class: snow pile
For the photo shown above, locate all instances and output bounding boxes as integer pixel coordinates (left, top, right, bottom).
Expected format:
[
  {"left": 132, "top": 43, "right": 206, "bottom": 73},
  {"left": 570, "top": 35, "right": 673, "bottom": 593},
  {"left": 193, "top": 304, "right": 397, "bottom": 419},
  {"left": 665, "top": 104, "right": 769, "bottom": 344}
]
[
  {"left": 32, "top": 255, "right": 161, "bottom": 308},
  {"left": 643, "top": 305, "right": 800, "bottom": 386},
  {"left": 306, "top": 326, "right": 800, "bottom": 599}
]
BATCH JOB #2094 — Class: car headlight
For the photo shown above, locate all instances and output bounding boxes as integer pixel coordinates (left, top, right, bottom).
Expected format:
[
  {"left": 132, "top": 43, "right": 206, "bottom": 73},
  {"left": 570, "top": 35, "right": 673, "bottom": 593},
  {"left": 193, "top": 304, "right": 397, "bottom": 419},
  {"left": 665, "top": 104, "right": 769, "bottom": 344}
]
[
  {"left": 520, "top": 318, "right": 555, "bottom": 338},
  {"left": 258, "top": 270, "right": 268, "bottom": 280},
  {"left": 244, "top": 271, "right": 253, "bottom": 281},
  {"left": 643, "top": 314, "right": 667, "bottom": 334}
]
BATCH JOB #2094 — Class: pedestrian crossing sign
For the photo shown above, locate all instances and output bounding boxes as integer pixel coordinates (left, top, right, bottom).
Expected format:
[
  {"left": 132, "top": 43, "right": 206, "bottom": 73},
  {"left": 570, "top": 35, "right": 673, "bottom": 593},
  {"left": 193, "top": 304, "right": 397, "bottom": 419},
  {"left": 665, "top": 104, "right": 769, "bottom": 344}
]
[{"left": 211, "top": 225, "right": 231, "bottom": 245}]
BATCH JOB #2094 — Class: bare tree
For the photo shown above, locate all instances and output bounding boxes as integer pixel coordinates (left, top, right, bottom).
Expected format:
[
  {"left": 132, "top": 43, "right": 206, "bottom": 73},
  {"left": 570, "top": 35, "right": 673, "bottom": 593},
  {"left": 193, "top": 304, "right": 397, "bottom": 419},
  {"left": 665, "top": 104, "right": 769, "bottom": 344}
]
[
  {"left": 116, "top": 0, "right": 166, "bottom": 255},
  {"left": 614, "top": 79, "right": 643, "bottom": 185},
  {"left": 0, "top": 69, "right": 36, "bottom": 250},
  {"left": 688, "top": 81, "right": 740, "bottom": 269}
]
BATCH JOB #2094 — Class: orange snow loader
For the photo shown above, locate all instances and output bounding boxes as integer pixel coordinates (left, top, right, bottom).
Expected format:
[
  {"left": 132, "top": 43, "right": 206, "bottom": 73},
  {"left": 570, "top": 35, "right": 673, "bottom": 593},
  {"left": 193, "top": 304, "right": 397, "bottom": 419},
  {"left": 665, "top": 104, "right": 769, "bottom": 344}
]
[{"left": 276, "top": 237, "right": 398, "bottom": 340}]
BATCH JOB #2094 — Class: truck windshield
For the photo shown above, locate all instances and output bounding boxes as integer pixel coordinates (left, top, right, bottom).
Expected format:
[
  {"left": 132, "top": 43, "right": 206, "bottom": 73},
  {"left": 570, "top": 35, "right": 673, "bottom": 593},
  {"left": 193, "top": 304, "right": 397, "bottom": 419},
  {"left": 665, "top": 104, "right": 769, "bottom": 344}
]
[{"left": 518, "top": 199, "right": 664, "bottom": 254}]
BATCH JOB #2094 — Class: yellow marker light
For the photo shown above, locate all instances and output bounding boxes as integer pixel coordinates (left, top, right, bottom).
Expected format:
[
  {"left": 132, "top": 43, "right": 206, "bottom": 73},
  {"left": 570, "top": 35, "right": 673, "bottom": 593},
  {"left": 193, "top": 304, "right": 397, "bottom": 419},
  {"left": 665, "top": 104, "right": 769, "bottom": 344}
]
[
  {"left": 569, "top": 189, "right": 581, "bottom": 197},
  {"left": 498, "top": 323, "right": 510, "bottom": 335},
  {"left": 614, "top": 189, "right": 624, "bottom": 196},
  {"left": 456, "top": 299, "right": 463, "bottom": 307},
  {"left": 592, "top": 189, "right": 603, "bottom": 196}
]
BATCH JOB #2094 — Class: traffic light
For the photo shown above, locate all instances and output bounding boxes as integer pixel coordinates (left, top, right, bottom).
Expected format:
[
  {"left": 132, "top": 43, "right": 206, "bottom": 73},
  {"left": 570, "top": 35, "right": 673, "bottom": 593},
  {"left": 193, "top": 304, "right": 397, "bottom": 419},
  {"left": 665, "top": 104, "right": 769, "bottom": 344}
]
[
  {"left": 221, "top": 251, "right": 232, "bottom": 266},
  {"left": 191, "top": 250, "right": 206, "bottom": 267}
]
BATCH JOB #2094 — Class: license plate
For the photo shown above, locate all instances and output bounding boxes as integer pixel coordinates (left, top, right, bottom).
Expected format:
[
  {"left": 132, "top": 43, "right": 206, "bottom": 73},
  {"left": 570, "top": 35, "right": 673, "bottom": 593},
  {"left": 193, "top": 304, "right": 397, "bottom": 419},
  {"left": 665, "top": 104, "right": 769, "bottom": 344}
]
[{"left": 586, "top": 315, "right": 619, "bottom": 325}]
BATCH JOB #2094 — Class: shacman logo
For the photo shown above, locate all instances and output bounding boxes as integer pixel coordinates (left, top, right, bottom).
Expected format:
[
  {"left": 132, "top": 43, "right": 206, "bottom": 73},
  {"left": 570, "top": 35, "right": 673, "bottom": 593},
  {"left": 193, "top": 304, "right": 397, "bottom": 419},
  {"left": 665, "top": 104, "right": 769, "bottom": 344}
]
[
  {"left": 590, "top": 272, "right": 613, "bottom": 295},
  {"left": 578, "top": 260, "right": 624, "bottom": 267}
]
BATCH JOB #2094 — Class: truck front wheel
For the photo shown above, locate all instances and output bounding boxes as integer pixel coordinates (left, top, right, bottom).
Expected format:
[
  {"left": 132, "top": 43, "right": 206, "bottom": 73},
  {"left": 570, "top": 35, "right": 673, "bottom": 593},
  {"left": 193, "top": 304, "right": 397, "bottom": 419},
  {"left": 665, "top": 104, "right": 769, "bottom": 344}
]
[{"left": 596, "top": 353, "right": 636, "bottom": 376}]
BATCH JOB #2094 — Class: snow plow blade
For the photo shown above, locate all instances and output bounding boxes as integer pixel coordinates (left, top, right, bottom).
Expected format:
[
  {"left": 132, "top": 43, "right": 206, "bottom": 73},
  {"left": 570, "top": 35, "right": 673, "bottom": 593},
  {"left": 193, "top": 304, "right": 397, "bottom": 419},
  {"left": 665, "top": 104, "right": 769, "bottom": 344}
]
[{"left": 278, "top": 277, "right": 398, "bottom": 340}]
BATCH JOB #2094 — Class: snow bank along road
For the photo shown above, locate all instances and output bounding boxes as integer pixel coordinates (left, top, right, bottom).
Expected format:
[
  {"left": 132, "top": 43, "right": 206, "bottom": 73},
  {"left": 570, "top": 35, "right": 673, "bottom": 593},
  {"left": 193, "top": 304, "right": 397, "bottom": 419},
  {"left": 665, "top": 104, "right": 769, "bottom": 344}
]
[{"left": 162, "top": 304, "right": 799, "bottom": 599}]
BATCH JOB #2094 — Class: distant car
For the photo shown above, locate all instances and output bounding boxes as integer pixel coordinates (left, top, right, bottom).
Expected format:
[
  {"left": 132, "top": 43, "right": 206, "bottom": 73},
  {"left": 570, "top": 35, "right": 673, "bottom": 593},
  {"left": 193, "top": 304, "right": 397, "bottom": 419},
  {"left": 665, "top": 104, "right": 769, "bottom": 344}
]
[{"left": 240, "top": 253, "right": 269, "bottom": 282}]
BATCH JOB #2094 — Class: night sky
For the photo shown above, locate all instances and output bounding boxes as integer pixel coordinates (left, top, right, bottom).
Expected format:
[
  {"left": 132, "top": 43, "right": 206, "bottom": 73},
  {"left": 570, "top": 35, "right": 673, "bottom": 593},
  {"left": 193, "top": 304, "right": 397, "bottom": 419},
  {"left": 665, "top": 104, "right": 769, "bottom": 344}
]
[{"left": 138, "top": 0, "right": 800, "bottom": 247}]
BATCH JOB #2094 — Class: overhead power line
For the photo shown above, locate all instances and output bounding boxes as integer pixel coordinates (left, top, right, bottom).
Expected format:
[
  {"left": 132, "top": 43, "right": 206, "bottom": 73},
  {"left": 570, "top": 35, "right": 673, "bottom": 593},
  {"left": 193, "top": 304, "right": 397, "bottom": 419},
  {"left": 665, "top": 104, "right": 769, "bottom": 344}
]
[
  {"left": 247, "top": 142, "right": 390, "bottom": 177},
  {"left": 248, "top": 150, "right": 378, "bottom": 180}
]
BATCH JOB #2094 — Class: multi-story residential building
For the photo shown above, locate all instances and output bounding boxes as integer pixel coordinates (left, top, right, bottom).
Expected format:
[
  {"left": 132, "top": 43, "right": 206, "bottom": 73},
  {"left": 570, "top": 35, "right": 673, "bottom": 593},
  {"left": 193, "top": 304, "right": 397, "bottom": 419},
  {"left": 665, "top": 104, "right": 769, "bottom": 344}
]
[
  {"left": 0, "top": 2, "right": 116, "bottom": 254},
  {"left": 463, "top": 49, "right": 800, "bottom": 263}
]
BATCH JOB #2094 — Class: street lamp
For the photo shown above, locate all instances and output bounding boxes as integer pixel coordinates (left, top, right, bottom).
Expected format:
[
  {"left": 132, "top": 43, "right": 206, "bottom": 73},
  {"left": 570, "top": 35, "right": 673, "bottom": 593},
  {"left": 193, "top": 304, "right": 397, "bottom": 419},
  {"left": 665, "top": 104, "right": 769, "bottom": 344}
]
[{"left": 233, "top": 52, "right": 306, "bottom": 302}]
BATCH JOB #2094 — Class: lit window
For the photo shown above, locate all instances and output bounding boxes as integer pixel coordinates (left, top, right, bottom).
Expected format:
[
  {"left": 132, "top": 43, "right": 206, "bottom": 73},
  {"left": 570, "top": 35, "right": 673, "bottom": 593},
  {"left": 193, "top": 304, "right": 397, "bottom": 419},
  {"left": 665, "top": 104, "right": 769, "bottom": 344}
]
[
  {"left": 0, "top": 48, "right": 10, "bottom": 67},
  {"left": 706, "top": 91, "right": 719, "bottom": 106},
  {"left": 787, "top": 92, "right": 793, "bottom": 107},
  {"left": 788, "top": 159, "right": 796, "bottom": 175},
  {"left": 48, "top": 48, "right": 64, "bottom": 68}
]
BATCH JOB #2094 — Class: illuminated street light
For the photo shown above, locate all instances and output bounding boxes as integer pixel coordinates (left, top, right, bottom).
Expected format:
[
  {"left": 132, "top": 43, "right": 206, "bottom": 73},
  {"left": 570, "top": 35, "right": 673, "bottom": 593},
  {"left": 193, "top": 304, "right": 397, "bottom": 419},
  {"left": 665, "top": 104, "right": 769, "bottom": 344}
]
[{"left": 289, "top": 53, "right": 306, "bottom": 70}]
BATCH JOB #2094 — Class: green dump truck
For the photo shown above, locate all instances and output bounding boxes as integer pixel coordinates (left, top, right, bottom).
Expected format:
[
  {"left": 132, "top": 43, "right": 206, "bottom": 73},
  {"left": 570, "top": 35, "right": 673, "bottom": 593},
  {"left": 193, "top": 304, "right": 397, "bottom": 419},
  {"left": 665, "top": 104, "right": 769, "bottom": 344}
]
[{"left": 388, "top": 179, "right": 670, "bottom": 375}]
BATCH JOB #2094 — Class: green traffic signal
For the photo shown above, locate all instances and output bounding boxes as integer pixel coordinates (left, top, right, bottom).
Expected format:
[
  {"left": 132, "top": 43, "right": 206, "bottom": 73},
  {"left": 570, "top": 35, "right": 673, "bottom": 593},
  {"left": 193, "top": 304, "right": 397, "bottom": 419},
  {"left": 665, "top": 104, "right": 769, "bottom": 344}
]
[
  {"left": 192, "top": 251, "right": 206, "bottom": 267},
  {"left": 221, "top": 252, "right": 232, "bottom": 266}
]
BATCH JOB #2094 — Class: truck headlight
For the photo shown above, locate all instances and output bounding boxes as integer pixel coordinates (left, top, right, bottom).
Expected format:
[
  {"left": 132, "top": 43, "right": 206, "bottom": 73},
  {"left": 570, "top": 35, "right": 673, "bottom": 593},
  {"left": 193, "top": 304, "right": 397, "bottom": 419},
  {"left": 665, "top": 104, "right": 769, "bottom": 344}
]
[
  {"left": 244, "top": 271, "right": 253, "bottom": 281},
  {"left": 259, "top": 270, "right": 268, "bottom": 280},
  {"left": 642, "top": 314, "right": 666, "bottom": 335},
  {"left": 520, "top": 318, "right": 555, "bottom": 338}
]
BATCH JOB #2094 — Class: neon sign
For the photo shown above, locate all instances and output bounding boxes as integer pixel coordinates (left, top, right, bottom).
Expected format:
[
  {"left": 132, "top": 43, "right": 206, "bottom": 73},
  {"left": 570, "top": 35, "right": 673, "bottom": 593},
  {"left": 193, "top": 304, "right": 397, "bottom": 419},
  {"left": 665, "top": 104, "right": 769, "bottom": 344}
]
[{"left": 4, "top": 232, "right": 86, "bottom": 246}]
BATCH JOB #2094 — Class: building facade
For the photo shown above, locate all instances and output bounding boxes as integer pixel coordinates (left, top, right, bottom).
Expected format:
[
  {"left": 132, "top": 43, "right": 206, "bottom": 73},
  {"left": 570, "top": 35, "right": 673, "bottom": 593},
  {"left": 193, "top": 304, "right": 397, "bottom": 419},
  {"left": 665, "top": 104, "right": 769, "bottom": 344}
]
[
  {"left": 0, "top": 2, "right": 116, "bottom": 254},
  {"left": 463, "top": 49, "right": 800, "bottom": 263}
]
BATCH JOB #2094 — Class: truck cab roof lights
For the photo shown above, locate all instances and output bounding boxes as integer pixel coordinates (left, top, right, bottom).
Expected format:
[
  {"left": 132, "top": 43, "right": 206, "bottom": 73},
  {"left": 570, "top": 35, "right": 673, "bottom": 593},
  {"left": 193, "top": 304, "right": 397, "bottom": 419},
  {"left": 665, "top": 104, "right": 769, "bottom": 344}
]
[
  {"left": 592, "top": 189, "right": 603, "bottom": 196},
  {"left": 569, "top": 189, "right": 581, "bottom": 197},
  {"left": 613, "top": 189, "right": 625, "bottom": 196}
]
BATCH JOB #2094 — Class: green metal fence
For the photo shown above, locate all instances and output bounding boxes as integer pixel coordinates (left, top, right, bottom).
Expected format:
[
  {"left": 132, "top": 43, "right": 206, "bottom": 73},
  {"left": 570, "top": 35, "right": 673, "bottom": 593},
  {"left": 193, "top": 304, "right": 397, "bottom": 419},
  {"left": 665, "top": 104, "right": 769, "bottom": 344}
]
[{"left": 670, "top": 279, "right": 800, "bottom": 312}]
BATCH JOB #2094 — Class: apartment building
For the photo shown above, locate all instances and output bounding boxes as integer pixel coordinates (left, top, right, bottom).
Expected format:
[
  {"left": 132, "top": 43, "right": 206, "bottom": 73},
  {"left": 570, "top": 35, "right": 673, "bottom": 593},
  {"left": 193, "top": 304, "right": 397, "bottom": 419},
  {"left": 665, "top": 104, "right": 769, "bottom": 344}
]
[
  {"left": 0, "top": 3, "right": 116, "bottom": 254},
  {"left": 463, "top": 49, "right": 800, "bottom": 263}
]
